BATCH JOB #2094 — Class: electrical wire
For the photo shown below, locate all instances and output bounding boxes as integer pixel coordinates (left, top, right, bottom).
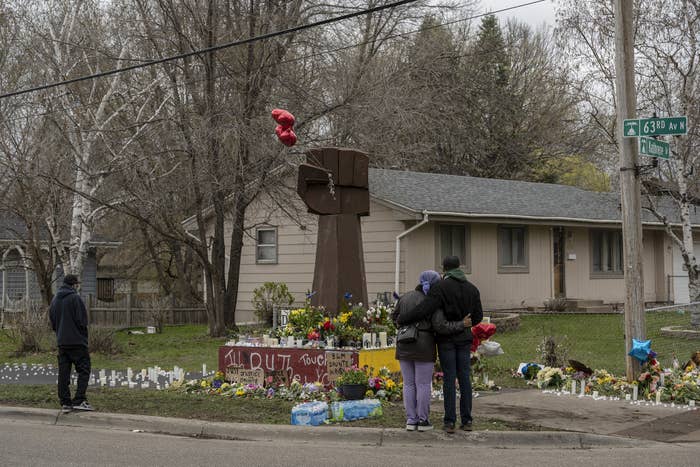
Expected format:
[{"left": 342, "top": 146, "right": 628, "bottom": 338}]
[
  {"left": 0, "top": 0, "right": 420, "bottom": 100},
  {"left": 0, "top": 0, "right": 548, "bottom": 125}
]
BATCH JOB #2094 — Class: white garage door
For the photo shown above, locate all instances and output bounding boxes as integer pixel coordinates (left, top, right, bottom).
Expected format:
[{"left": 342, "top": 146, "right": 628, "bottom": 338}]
[{"left": 671, "top": 242, "right": 700, "bottom": 304}]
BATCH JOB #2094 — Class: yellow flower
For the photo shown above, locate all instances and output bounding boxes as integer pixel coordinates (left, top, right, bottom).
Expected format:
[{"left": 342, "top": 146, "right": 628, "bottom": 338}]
[
  {"left": 200, "top": 380, "right": 209, "bottom": 388},
  {"left": 339, "top": 312, "right": 351, "bottom": 324},
  {"left": 221, "top": 383, "right": 230, "bottom": 390},
  {"left": 235, "top": 388, "right": 245, "bottom": 396},
  {"left": 386, "top": 379, "right": 396, "bottom": 389}
]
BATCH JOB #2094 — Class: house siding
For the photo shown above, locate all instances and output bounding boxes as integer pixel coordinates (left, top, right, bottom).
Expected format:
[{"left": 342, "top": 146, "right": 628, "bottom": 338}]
[
  {"left": 562, "top": 226, "right": 659, "bottom": 303},
  {"left": 230, "top": 195, "right": 410, "bottom": 323}
]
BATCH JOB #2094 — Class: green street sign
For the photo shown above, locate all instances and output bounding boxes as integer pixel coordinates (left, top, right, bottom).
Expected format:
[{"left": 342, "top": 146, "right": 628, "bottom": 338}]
[
  {"left": 639, "top": 136, "right": 670, "bottom": 159},
  {"left": 623, "top": 119, "right": 639, "bottom": 137},
  {"left": 639, "top": 116, "right": 687, "bottom": 136}
]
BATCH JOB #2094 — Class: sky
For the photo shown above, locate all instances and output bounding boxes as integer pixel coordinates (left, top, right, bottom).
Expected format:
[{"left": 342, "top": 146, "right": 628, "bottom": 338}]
[{"left": 478, "top": 0, "right": 557, "bottom": 30}]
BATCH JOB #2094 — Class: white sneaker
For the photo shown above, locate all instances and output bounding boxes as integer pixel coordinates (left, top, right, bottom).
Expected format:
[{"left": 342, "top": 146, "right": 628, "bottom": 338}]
[
  {"left": 72, "top": 401, "right": 94, "bottom": 411},
  {"left": 406, "top": 423, "right": 418, "bottom": 431}
]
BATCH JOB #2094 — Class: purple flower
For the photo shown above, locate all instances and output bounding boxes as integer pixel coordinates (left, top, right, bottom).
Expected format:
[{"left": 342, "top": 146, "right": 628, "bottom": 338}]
[
  {"left": 306, "top": 291, "right": 317, "bottom": 299},
  {"left": 266, "top": 387, "right": 275, "bottom": 397},
  {"left": 212, "top": 380, "right": 222, "bottom": 389},
  {"left": 344, "top": 292, "right": 352, "bottom": 300}
]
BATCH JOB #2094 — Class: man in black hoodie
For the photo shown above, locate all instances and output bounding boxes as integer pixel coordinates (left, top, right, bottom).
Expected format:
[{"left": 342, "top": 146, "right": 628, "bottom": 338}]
[
  {"left": 49, "top": 274, "right": 94, "bottom": 413},
  {"left": 398, "top": 255, "right": 483, "bottom": 433}
]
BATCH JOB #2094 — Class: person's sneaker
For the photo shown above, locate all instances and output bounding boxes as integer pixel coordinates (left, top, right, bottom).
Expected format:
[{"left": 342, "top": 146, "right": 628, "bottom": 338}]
[
  {"left": 405, "top": 423, "right": 418, "bottom": 431},
  {"left": 72, "top": 401, "right": 94, "bottom": 411},
  {"left": 417, "top": 420, "right": 433, "bottom": 432},
  {"left": 61, "top": 405, "right": 72, "bottom": 414},
  {"left": 443, "top": 423, "right": 456, "bottom": 434},
  {"left": 460, "top": 422, "right": 473, "bottom": 431}
]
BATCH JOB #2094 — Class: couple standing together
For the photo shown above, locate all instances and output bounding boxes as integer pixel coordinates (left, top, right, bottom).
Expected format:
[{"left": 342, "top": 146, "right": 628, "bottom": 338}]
[{"left": 392, "top": 255, "right": 483, "bottom": 433}]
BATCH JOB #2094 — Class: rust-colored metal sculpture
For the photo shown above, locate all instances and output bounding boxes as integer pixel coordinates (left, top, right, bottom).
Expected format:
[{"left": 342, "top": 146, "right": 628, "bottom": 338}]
[{"left": 297, "top": 148, "right": 369, "bottom": 313}]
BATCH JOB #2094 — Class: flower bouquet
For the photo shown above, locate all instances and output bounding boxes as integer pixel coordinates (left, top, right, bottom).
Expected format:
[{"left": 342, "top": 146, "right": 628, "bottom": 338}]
[{"left": 536, "top": 366, "right": 565, "bottom": 389}]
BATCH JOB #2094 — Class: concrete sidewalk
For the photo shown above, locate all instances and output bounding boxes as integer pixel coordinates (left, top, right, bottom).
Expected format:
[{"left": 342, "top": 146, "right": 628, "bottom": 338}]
[
  {"left": 0, "top": 405, "right": 658, "bottom": 449},
  {"left": 469, "top": 388, "right": 700, "bottom": 444}
]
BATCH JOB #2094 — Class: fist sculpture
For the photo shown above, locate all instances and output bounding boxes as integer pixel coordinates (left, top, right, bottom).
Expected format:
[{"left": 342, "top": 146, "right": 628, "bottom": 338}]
[{"left": 297, "top": 148, "right": 370, "bottom": 313}]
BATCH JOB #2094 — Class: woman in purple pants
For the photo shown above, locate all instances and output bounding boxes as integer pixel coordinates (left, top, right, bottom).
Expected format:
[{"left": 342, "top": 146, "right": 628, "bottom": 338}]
[{"left": 392, "top": 271, "right": 464, "bottom": 431}]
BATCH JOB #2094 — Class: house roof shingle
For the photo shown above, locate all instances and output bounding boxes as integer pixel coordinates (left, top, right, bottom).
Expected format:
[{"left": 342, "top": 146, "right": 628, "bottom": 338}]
[{"left": 368, "top": 168, "right": 700, "bottom": 226}]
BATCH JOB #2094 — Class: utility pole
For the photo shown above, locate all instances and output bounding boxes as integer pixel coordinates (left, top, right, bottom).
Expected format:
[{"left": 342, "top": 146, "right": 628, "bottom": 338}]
[{"left": 614, "top": 0, "right": 646, "bottom": 381}]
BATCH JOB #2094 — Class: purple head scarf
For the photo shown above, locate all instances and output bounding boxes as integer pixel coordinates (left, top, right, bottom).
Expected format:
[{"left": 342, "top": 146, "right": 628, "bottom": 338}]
[{"left": 419, "top": 270, "right": 441, "bottom": 295}]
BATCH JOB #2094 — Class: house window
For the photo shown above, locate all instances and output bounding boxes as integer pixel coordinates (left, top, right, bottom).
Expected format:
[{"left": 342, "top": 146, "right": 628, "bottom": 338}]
[
  {"left": 438, "top": 224, "right": 470, "bottom": 272},
  {"left": 97, "top": 278, "right": 115, "bottom": 302},
  {"left": 256, "top": 227, "right": 278, "bottom": 264},
  {"left": 591, "top": 230, "right": 623, "bottom": 276},
  {"left": 498, "top": 225, "right": 528, "bottom": 273}
]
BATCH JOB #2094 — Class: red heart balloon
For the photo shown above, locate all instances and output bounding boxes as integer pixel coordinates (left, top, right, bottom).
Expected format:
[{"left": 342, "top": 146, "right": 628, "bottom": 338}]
[
  {"left": 271, "top": 109, "right": 295, "bottom": 127},
  {"left": 278, "top": 127, "right": 297, "bottom": 147}
]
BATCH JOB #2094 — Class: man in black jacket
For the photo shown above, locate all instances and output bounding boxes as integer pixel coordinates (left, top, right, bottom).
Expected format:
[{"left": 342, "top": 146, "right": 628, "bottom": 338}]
[
  {"left": 49, "top": 274, "right": 94, "bottom": 413},
  {"left": 398, "top": 255, "right": 483, "bottom": 433}
]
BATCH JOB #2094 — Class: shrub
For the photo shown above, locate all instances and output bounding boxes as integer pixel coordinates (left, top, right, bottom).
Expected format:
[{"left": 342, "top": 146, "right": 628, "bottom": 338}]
[
  {"left": 252, "top": 282, "right": 294, "bottom": 326},
  {"left": 89, "top": 326, "right": 122, "bottom": 355},
  {"left": 543, "top": 297, "right": 567, "bottom": 312},
  {"left": 144, "top": 295, "right": 171, "bottom": 333},
  {"left": 537, "top": 335, "right": 570, "bottom": 367},
  {"left": 4, "top": 302, "right": 53, "bottom": 355}
]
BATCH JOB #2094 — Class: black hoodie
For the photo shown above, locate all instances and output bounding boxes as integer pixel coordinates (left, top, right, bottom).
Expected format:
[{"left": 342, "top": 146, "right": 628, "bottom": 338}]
[{"left": 49, "top": 285, "right": 89, "bottom": 347}]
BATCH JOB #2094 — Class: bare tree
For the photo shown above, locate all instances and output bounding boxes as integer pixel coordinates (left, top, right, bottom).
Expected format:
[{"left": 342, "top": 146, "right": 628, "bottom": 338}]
[{"left": 558, "top": 0, "right": 700, "bottom": 313}]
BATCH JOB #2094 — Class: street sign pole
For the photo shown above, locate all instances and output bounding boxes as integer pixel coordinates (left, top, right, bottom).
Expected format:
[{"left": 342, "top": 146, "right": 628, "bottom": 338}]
[{"left": 614, "top": 0, "right": 645, "bottom": 382}]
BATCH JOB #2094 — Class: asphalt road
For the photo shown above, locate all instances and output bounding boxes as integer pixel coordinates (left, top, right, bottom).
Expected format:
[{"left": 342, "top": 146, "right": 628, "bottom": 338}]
[{"left": 2, "top": 418, "right": 699, "bottom": 467}]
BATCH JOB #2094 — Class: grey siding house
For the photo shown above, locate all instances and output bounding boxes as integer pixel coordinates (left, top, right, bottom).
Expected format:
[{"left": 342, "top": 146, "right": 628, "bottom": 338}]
[
  {"left": 189, "top": 167, "right": 700, "bottom": 323},
  {"left": 0, "top": 213, "right": 116, "bottom": 308}
]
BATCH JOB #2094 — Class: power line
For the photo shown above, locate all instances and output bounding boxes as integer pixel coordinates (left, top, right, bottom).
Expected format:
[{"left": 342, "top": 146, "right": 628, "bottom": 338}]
[{"left": 0, "top": 0, "right": 419, "bottom": 100}]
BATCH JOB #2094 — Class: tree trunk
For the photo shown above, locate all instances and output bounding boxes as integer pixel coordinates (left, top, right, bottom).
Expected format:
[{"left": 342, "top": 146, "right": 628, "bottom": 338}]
[{"left": 224, "top": 194, "right": 247, "bottom": 328}]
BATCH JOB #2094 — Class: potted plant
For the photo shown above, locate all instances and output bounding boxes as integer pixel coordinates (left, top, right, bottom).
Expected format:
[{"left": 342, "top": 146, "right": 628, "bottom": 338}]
[{"left": 335, "top": 365, "right": 369, "bottom": 400}]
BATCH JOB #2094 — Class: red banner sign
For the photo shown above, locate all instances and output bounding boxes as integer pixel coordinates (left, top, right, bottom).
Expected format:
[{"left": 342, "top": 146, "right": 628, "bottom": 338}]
[{"left": 219, "top": 346, "right": 358, "bottom": 387}]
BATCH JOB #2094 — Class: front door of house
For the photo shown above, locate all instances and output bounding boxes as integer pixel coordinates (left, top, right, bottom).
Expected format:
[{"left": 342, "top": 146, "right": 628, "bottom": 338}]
[{"left": 553, "top": 227, "right": 565, "bottom": 297}]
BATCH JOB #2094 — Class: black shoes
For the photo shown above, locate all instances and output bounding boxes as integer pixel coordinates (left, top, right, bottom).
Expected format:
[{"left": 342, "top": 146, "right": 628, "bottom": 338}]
[
  {"left": 406, "top": 422, "right": 418, "bottom": 431},
  {"left": 61, "top": 405, "right": 72, "bottom": 414},
  {"left": 417, "top": 420, "right": 433, "bottom": 432},
  {"left": 443, "top": 423, "right": 456, "bottom": 434},
  {"left": 460, "top": 422, "right": 473, "bottom": 431}
]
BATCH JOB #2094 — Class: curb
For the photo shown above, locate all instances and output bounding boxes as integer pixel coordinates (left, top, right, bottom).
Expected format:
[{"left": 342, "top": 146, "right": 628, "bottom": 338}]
[{"left": 0, "top": 406, "right": 654, "bottom": 448}]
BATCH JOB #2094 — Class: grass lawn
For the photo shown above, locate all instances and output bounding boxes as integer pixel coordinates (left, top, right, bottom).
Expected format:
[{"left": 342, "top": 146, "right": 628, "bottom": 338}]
[
  {"left": 0, "top": 325, "right": 227, "bottom": 370},
  {"left": 0, "top": 312, "right": 700, "bottom": 378},
  {"left": 0, "top": 385, "right": 532, "bottom": 431},
  {"left": 1, "top": 312, "right": 696, "bottom": 384},
  {"left": 486, "top": 310, "right": 698, "bottom": 382},
  {"left": 7, "top": 314, "right": 689, "bottom": 430}
]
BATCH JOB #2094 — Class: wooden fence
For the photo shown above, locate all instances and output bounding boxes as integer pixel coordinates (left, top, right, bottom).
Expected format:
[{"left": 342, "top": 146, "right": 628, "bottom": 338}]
[{"left": 86, "top": 296, "right": 207, "bottom": 328}]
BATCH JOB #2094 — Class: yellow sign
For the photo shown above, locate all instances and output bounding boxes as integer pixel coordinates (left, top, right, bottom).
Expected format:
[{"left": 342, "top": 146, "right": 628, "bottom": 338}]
[{"left": 358, "top": 347, "right": 400, "bottom": 375}]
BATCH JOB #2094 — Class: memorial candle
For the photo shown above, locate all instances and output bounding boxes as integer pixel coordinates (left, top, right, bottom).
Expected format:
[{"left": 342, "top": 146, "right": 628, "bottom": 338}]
[
  {"left": 379, "top": 332, "right": 387, "bottom": 348},
  {"left": 632, "top": 384, "right": 638, "bottom": 401},
  {"left": 656, "top": 390, "right": 662, "bottom": 404},
  {"left": 570, "top": 380, "right": 576, "bottom": 395}
]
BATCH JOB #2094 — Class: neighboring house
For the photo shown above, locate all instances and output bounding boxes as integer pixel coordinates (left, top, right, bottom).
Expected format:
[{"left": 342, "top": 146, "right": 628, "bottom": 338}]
[
  {"left": 188, "top": 168, "right": 700, "bottom": 323},
  {"left": 0, "top": 213, "right": 119, "bottom": 308}
]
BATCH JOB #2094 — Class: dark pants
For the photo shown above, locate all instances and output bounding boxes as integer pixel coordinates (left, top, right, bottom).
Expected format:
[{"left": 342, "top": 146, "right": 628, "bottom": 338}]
[
  {"left": 57, "top": 346, "right": 91, "bottom": 406},
  {"left": 437, "top": 340, "right": 472, "bottom": 426}
]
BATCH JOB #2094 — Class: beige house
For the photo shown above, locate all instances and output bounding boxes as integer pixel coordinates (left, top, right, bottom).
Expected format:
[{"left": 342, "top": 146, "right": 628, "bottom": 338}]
[{"left": 196, "top": 168, "right": 700, "bottom": 323}]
